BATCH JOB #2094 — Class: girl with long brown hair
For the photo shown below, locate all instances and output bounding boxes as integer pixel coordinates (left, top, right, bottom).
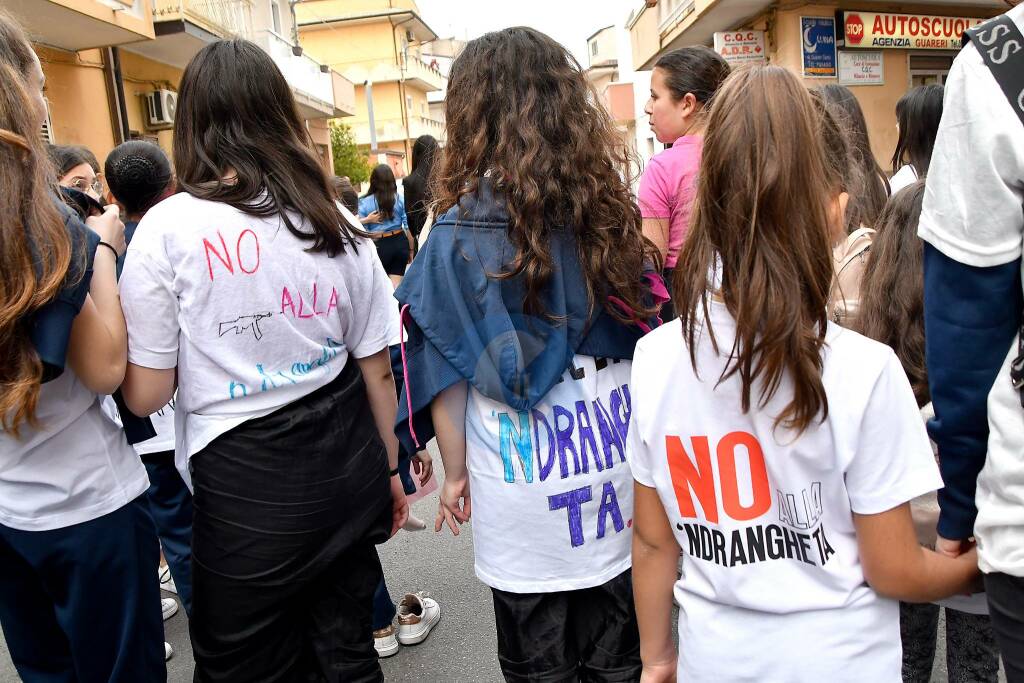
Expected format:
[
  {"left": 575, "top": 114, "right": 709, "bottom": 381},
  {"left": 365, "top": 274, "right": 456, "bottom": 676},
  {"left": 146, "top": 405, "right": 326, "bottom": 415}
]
[
  {"left": 395, "top": 26, "right": 663, "bottom": 681},
  {"left": 0, "top": 11, "right": 165, "bottom": 681},
  {"left": 856, "top": 181, "right": 1001, "bottom": 683},
  {"left": 627, "top": 65, "right": 980, "bottom": 682},
  {"left": 117, "top": 39, "right": 406, "bottom": 681}
]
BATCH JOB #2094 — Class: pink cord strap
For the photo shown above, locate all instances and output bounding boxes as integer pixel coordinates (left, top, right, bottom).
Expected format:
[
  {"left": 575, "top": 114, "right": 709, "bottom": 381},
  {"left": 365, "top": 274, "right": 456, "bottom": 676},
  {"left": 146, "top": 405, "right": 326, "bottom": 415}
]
[
  {"left": 607, "top": 295, "right": 653, "bottom": 334},
  {"left": 399, "top": 304, "right": 422, "bottom": 449}
]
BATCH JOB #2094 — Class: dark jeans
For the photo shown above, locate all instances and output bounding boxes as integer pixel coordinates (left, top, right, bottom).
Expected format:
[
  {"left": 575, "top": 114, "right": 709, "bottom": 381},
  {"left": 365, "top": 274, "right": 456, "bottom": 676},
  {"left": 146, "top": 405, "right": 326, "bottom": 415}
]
[
  {"left": 985, "top": 573, "right": 1024, "bottom": 683},
  {"left": 0, "top": 497, "right": 165, "bottom": 683},
  {"left": 899, "top": 601, "right": 1000, "bottom": 682},
  {"left": 373, "top": 579, "right": 397, "bottom": 632},
  {"left": 142, "top": 450, "right": 194, "bottom": 616},
  {"left": 490, "top": 569, "right": 641, "bottom": 683},
  {"left": 189, "top": 360, "right": 392, "bottom": 683}
]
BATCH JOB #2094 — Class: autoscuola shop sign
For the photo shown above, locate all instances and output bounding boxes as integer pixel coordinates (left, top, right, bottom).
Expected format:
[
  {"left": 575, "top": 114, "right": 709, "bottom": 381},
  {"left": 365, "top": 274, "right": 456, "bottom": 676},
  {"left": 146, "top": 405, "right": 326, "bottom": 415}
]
[{"left": 836, "top": 10, "right": 986, "bottom": 50}]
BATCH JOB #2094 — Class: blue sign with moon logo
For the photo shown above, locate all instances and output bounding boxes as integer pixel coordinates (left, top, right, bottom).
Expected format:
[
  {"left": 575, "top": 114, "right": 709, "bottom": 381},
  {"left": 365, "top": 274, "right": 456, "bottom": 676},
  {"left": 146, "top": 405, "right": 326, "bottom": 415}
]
[{"left": 801, "top": 17, "right": 837, "bottom": 78}]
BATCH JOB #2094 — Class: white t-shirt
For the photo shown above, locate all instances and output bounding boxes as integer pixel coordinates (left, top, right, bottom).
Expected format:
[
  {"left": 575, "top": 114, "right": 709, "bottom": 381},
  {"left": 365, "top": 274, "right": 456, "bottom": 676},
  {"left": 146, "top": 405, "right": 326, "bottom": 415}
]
[
  {"left": 0, "top": 370, "right": 149, "bottom": 531},
  {"left": 627, "top": 308, "right": 942, "bottom": 681},
  {"left": 917, "top": 3, "right": 1024, "bottom": 577},
  {"left": 466, "top": 355, "right": 635, "bottom": 593},
  {"left": 119, "top": 194, "right": 398, "bottom": 463},
  {"left": 889, "top": 164, "right": 918, "bottom": 195}
]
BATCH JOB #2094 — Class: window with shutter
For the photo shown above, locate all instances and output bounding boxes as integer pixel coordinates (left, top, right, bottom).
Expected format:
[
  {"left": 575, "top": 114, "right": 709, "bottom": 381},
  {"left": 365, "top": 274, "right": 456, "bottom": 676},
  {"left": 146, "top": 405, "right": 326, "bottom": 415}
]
[{"left": 40, "top": 106, "right": 54, "bottom": 144}]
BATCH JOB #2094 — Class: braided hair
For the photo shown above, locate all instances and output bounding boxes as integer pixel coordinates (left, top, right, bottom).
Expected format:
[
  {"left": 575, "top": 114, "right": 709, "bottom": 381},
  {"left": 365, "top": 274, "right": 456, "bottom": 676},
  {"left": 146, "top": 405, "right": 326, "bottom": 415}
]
[{"left": 104, "top": 141, "right": 173, "bottom": 216}]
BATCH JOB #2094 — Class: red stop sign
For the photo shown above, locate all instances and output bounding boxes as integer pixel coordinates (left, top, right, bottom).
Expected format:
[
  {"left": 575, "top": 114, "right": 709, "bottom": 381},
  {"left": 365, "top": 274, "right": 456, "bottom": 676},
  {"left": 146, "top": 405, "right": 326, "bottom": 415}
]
[{"left": 846, "top": 14, "right": 865, "bottom": 44}]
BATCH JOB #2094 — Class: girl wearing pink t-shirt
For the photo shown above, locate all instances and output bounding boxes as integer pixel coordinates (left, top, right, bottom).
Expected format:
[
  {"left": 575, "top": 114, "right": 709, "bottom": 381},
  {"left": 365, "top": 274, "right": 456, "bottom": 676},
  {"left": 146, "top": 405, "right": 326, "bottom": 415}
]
[{"left": 639, "top": 47, "right": 730, "bottom": 302}]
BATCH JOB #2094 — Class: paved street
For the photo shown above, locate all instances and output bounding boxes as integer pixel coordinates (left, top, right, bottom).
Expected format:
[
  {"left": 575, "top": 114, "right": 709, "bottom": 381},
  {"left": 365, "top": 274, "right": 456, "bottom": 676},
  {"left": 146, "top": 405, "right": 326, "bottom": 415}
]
[
  {"left": 0, "top": 447, "right": 504, "bottom": 683},
  {"left": 0, "top": 446, "right": 1005, "bottom": 681}
]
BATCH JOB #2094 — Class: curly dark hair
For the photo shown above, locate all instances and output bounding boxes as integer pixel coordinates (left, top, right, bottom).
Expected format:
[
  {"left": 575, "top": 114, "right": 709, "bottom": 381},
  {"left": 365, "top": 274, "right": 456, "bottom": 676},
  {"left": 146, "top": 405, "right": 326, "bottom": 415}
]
[
  {"left": 855, "top": 180, "right": 929, "bottom": 407},
  {"left": 436, "top": 26, "right": 659, "bottom": 323}
]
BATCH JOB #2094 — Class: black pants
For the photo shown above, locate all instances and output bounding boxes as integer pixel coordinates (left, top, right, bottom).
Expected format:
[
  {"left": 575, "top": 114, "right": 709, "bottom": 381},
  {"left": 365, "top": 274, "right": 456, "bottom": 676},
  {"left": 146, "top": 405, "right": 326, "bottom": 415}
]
[
  {"left": 374, "top": 231, "right": 410, "bottom": 276},
  {"left": 985, "top": 573, "right": 1024, "bottom": 682},
  {"left": 0, "top": 497, "right": 164, "bottom": 683},
  {"left": 899, "top": 601, "right": 1000, "bottom": 682},
  {"left": 491, "top": 569, "right": 641, "bottom": 683},
  {"left": 190, "top": 360, "right": 392, "bottom": 683}
]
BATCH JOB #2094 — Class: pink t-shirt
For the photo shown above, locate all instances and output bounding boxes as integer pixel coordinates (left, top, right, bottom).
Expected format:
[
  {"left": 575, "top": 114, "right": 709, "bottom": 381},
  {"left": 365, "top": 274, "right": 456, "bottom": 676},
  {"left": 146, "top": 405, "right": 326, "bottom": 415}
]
[{"left": 638, "top": 135, "right": 702, "bottom": 269}]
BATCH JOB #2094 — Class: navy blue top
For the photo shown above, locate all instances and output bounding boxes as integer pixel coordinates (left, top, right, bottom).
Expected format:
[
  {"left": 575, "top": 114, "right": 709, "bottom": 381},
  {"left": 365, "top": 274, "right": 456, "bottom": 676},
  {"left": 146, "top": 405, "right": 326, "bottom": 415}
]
[
  {"left": 30, "top": 202, "right": 99, "bottom": 382},
  {"left": 923, "top": 243, "right": 1022, "bottom": 539}
]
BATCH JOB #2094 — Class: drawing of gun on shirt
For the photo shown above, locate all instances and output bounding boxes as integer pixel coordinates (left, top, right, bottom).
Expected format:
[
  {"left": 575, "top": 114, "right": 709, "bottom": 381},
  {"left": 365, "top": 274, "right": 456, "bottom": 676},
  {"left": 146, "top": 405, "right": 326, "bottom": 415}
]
[{"left": 218, "top": 313, "right": 273, "bottom": 341}]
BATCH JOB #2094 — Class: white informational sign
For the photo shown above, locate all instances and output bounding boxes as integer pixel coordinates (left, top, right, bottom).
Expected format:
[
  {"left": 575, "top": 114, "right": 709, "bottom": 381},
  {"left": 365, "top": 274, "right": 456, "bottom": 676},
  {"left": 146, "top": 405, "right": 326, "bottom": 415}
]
[
  {"left": 713, "top": 30, "right": 767, "bottom": 66},
  {"left": 838, "top": 50, "right": 884, "bottom": 86}
]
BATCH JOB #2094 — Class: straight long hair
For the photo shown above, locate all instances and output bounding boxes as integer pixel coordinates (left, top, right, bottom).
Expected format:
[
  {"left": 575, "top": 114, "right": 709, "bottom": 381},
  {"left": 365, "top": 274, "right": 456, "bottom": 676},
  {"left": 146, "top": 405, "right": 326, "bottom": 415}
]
[
  {"left": 892, "top": 85, "right": 943, "bottom": 177},
  {"left": 0, "top": 13, "right": 73, "bottom": 434},
  {"left": 364, "top": 163, "right": 397, "bottom": 221},
  {"left": 820, "top": 84, "right": 888, "bottom": 232},
  {"left": 676, "top": 66, "right": 849, "bottom": 433},
  {"left": 856, "top": 181, "right": 929, "bottom": 406},
  {"left": 410, "top": 135, "right": 438, "bottom": 179},
  {"left": 173, "top": 39, "right": 360, "bottom": 255},
  {"left": 436, "top": 27, "right": 659, "bottom": 324}
]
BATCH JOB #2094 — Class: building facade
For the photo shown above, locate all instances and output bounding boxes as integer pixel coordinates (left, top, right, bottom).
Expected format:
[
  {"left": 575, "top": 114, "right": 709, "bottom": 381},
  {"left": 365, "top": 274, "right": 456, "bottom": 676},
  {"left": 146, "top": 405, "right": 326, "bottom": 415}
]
[
  {"left": 628, "top": 0, "right": 1003, "bottom": 171},
  {"left": 7, "top": 0, "right": 354, "bottom": 174},
  {"left": 295, "top": 0, "right": 446, "bottom": 176}
]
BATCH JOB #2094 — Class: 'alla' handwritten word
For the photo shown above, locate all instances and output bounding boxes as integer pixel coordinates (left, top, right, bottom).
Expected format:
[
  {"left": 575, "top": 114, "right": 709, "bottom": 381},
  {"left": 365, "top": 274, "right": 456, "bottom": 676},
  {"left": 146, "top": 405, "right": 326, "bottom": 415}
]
[{"left": 280, "top": 283, "right": 339, "bottom": 319}]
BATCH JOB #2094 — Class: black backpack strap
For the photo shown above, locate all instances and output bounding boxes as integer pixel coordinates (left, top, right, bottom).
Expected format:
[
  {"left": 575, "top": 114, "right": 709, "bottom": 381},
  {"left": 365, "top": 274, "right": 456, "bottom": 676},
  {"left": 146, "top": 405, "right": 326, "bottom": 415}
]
[{"left": 964, "top": 15, "right": 1024, "bottom": 127}]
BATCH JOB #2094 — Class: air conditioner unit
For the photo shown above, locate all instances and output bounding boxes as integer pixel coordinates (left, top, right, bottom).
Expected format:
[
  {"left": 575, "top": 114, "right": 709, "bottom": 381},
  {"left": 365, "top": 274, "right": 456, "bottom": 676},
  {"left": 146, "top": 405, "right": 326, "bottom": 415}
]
[{"left": 145, "top": 89, "right": 177, "bottom": 128}]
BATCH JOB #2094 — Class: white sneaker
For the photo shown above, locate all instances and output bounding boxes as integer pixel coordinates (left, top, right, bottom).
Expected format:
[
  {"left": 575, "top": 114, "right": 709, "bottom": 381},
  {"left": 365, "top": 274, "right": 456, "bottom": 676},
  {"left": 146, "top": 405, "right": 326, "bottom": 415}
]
[
  {"left": 158, "top": 565, "right": 177, "bottom": 595},
  {"left": 373, "top": 624, "right": 400, "bottom": 658},
  {"left": 396, "top": 592, "right": 440, "bottom": 645},
  {"left": 162, "top": 597, "right": 178, "bottom": 621},
  {"left": 164, "top": 642, "right": 174, "bottom": 661}
]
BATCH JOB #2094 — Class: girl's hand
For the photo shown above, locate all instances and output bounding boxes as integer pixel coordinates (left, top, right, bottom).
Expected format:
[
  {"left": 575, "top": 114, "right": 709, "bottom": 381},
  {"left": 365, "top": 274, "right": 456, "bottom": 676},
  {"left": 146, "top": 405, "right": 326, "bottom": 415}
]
[
  {"left": 86, "top": 205, "right": 126, "bottom": 255},
  {"left": 390, "top": 474, "right": 410, "bottom": 537},
  {"left": 640, "top": 659, "right": 677, "bottom": 683},
  {"left": 435, "top": 477, "right": 471, "bottom": 536},
  {"left": 360, "top": 211, "right": 381, "bottom": 225},
  {"left": 412, "top": 450, "right": 433, "bottom": 487}
]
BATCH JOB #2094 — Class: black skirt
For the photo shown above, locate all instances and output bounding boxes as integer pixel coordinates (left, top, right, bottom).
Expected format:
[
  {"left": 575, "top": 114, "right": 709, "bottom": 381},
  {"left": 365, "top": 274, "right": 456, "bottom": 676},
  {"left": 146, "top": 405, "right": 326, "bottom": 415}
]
[{"left": 190, "top": 358, "right": 392, "bottom": 683}]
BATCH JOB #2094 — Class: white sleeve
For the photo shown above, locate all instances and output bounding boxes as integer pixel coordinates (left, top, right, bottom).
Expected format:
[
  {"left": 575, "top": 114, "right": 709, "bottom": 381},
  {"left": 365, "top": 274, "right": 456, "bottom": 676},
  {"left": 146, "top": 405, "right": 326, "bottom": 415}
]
[
  {"left": 625, "top": 345, "right": 657, "bottom": 488},
  {"left": 120, "top": 243, "right": 180, "bottom": 370},
  {"left": 343, "top": 239, "right": 399, "bottom": 359},
  {"left": 845, "top": 351, "right": 944, "bottom": 515},
  {"left": 917, "top": 42, "right": 1024, "bottom": 267}
]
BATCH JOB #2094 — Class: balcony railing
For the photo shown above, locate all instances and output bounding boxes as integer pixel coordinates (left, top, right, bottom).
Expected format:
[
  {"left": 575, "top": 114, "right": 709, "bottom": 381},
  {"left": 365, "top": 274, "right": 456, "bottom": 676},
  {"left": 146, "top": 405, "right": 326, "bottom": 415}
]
[
  {"left": 351, "top": 116, "right": 445, "bottom": 147},
  {"left": 258, "top": 30, "right": 334, "bottom": 112},
  {"left": 339, "top": 57, "right": 445, "bottom": 92},
  {"left": 153, "top": 0, "right": 253, "bottom": 39}
]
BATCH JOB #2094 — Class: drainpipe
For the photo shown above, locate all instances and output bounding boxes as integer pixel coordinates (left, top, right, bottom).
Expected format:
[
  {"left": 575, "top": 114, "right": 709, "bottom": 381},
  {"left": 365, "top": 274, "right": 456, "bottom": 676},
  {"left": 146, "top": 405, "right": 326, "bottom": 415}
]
[
  {"left": 289, "top": 0, "right": 303, "bottom": 55},
  {"left": 104, "top": 47, "right": 130, "bottom": 144},
  {"left": 365, "top": 80, "right": 378, "bottom": 162}
]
